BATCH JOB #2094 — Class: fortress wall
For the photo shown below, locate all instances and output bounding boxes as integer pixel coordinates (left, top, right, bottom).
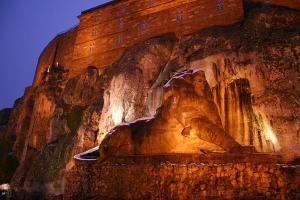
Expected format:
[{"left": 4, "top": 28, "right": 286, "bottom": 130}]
[
  {"left": 71, "top": 0, "right": 244, "bottom": 70},
  {"left": 32, "top": 0, "right": 244, "bottom": 86},
  {"left": 32, "top": 0, "right": 300, "bottom": 87}
]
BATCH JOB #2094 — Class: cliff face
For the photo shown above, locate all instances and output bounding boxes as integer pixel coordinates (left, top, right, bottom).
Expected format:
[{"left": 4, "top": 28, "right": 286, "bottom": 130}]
[{"left": 0, "top": 2, "right": 300, "bottom": 199}]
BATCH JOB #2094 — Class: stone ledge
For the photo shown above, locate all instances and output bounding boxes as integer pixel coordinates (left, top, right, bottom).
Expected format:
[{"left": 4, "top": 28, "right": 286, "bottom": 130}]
[{"left": 75, "top": 151, "right": 283, "bottom": 165}]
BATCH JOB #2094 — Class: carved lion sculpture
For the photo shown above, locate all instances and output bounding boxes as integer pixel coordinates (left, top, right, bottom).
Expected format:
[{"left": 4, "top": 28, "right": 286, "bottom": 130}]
[{"left": 98, "top": 69, "right": 244, "bottom": 161}]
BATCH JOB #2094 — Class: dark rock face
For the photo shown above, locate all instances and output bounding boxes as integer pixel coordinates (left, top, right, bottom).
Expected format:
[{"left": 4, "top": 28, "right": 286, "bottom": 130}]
[
  {"left": 62, "top": 66, "right": 103, "bottom": 107},
  {"left": 1, "top": 4, "right": 300, "bottom": 199},
  {"left": 0, "top": 108, "right": 11, "bottom": 126},
  {"left": 0, "top": 108, "right": 17, "bottom": 184}
]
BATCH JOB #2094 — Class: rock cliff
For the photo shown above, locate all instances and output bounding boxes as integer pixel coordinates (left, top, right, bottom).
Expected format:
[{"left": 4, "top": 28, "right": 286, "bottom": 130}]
[{"left": 0, "top": 2, "right": 300, "bottom": 199}]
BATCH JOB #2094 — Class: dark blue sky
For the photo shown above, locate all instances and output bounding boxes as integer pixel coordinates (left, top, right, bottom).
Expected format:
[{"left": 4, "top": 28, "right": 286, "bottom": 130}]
[{"left": 0, "top": 0, "right": 110, "bottom": 109}]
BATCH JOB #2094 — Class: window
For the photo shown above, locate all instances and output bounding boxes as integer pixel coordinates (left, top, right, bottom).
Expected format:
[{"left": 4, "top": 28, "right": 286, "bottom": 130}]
[
  {"left": 118, "top": 19, "right": 124, "bottom": 29},
  {"left": 149, "top": 0, "right": 155, "bottom": 5},
  {"left": 89, "top": 42, "right": 95, "bottom": 54},
  {"left": 261, "top": 2, "right": 271, "bottom": 9},
  {"left": 93, "top": 15, "right": 101, "bottom": 22},
  {"left": 140, "top": 19, "right": 148, "bottom": 32},
  {"left": 216, "top": 0, "right": 224, "bottom": 12},
  {"left": 92, "top": 27, "right": 97, "bottom": 37},
  {"left": 116, "top": 35, "right": 123, "bottom": 45},
  {"left": 120, "top": 7, "right": 126, "bottom": 15},
  {"left": 176, "top": 11, "right": 184, "bottom": 21}
]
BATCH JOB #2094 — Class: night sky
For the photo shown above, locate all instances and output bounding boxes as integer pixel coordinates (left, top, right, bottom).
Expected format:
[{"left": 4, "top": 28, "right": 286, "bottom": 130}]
[{"left": 0, "top": 0, "right": 110, "bottom": 109}]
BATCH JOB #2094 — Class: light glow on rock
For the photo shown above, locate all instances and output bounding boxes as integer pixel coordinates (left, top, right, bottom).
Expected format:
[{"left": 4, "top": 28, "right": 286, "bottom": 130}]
[
  {"left": 261, "top": 112, "right": 281, "bottom": 152},
  {"left": 254, "top": 107, "right": 281, "bottom": 152},
  {"left": 111, "top": 103, "right": 124, "bottom": 125},
  {"left": 0, "top": 183, "right": 10, "bottom": 190}
]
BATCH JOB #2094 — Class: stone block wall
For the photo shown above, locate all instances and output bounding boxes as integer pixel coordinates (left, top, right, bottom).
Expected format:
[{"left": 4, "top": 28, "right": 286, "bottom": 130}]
[{"left": 64, "top": 154, "right": 300, "bottom": 199}]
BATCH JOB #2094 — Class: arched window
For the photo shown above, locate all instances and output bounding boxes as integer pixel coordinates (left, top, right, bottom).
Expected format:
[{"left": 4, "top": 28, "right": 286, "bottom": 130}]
[{"left": 216, "top": 0, "right": 224, "bottom": 12}]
